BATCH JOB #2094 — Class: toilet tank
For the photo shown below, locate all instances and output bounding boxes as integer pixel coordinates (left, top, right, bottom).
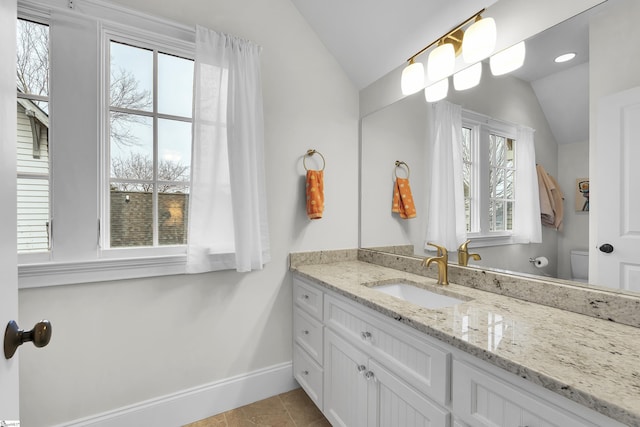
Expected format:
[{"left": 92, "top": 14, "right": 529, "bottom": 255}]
[{"left": 570, "top": 249, "right": 589, "bottom": 281}]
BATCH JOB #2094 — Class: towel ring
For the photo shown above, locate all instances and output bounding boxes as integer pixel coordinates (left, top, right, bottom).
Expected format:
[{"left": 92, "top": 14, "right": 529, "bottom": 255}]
[
  {"left": 394, "top": 160, "right": 410, "bottom": 179},
  {"left": 303, "top": 149, "right": 326, "bottom": 171}
]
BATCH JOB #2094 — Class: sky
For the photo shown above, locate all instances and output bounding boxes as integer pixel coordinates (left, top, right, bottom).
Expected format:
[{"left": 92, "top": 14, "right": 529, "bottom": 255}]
[{"left": 109, "top": 41, "right": 194, "bottom": 174}]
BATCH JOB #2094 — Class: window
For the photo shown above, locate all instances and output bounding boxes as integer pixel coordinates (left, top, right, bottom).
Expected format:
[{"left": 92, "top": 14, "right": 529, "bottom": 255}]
[
  {"left": 106, "top": 40, "right": 194, "bottom": 249},
  {"left": 17, "top": 1, "right": 201, "bottom": 287},
  {"left": 16, "top": 18, "right": 50, "bottom": 254},
  {"left": 462, "top": 111, "right": 518, "bottom": 242}
]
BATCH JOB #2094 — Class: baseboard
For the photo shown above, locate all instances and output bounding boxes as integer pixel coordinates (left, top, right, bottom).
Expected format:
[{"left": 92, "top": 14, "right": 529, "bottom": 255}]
[{"left": 54, "top": 362, "right": 298, "bottom": 427}]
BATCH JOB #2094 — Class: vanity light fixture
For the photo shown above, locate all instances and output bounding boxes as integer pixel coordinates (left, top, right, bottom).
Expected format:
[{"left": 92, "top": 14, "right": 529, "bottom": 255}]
[
  {"left": 424, "top": 78, "right": 449, "bottom": 103},
  {"left": 401, "top": 58, "right": 425, "bottom": 95},
  {"left": 462, "top": 15, "right": 497, "bottom": 63},
  {"left": 490, "top": 41, "right": 526, "bottom": 76},
  {"left": 554, "top": 52, "right": 576, "bottom": 63},
  {"left": 400, "top": 9, "right": 495, "bottom": 96},
  {"left": 453, "top": 62, "right": 482, "bottom": 91},
  {"left": 427, "top": 42, "right": 456, "bottom": 82}
]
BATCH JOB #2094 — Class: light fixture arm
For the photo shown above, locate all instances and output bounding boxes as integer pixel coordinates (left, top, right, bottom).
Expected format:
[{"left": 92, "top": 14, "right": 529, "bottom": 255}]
[{"left": 405, "top": 8, "right": 486, "bottom": 63}]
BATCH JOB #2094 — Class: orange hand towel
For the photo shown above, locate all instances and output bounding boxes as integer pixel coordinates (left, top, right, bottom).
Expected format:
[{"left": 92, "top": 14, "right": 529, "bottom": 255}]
[
  {"left": 392, "top": 177, "right": 416, "bottom": 219},
  {"left": 306, "top": 170, "right": 324, "bottom": 220}
]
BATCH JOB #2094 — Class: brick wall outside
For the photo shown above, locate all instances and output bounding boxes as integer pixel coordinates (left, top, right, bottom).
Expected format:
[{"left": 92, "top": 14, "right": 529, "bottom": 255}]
[{"left": 110, "top": 191, "right": 189, "bottom": 247}]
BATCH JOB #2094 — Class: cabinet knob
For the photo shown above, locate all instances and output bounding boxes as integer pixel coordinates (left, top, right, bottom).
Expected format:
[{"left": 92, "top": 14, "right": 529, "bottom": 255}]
[
  {"left": 302, "top": 294, "right": 310, "bottom": 300},
  {"left": 364, "top": 371, "right": 375, "bottom": 381},
  {"left": 303, "top": 330, "right": 309, "bottom": 335},
  {"left": 356, "top": 365, "right": 367, "bottom": 374},
  {"left": 360, "top": 331, "right": 372, "bottom": 340},
  {"left": 302, "top": 370, "right": 309, "bottom": 376}
]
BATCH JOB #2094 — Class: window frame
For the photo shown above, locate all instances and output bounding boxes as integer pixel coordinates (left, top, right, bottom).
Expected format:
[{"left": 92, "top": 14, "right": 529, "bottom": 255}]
[
  {"left": 17, "top": 0, "right": 204, "bottom": 289},
  {"left": 462, "top": 110, "right": 519, "bottom": 247},
  {"left": 101, "top": 30, "right": 194, "bottom": 252}
]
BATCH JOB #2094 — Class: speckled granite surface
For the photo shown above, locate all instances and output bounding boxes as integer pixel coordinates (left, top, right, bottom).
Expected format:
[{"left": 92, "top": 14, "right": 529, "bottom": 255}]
[
  {"left": 359, "top": 249, "right": 640, "bottom": 329},
  {"left": 290, "top": 256, "right": 640, "bottom": 426}
]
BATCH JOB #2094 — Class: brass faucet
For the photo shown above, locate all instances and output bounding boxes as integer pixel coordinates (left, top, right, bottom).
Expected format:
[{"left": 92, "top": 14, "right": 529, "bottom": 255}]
[
  {"left": 422, "top": 242, "right": 449, "bottom": 285},
  {"left": 457, "top": 240, "right": 481, "bottom": 266}
]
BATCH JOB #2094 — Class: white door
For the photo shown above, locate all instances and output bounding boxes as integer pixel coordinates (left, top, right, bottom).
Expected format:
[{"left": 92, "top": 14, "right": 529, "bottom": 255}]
[
  {"left": 0, "top": 0, "right": 20, "bottom": 423},
  {"left": 593, "top": 86, "right": 640, "bottom": 291}
]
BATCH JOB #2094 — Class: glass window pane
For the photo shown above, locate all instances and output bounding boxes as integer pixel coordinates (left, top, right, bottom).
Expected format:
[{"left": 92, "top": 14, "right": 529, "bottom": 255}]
[
  {"left": 110, "top": 185, "right": 153, "bottom": 247},
  {"left": 158, "top": 118, "right": 191, "bottom": 182},
  {"left": 17, "top": 177, "right": 49, "bottom": 252},
  {"left": 506, "top": 201, "right": 514, "bottom": 231},
  {"left": 505, "top": 169, "right": 514, "bottom": 199},
  {"left": 159, "top": 185, "right": 189, "bottom": 246},
  {"left": 495, "top": 169, "right": 505, "bottom": 198},
  {"left": 158, "top": 53, "right": 194, "bottom": 118},
  {"left": 17, "top": 19, "right": 49, "bottom": 97},
  {"left": 506, "top": 138, "right": 515, "bottom": 168},
  {"left": 110, "top": 112, "right": 153, "bottom": 179},
  {"left": 110, "top": 42, "right": 153, "bottom": 112},
  {"left": 17, "top": 101, "right": 49, "bottom": 172}
]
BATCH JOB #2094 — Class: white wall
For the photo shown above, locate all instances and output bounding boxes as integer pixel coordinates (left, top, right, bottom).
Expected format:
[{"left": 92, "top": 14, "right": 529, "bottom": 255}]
[
  {"left": 17, "top": 0, "right": 359, "bottom": 425},
  {"left": 360, "top": 92, "right": 428, "bottom": 250},
  {"left": 557, "top": 141, "right": 589, "bottom": 280}
]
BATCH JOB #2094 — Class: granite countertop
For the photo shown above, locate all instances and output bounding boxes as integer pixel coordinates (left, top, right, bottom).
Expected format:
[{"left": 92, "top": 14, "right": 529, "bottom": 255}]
[{"left": 292, "top": 260, "right": 640, "bottom": 426}]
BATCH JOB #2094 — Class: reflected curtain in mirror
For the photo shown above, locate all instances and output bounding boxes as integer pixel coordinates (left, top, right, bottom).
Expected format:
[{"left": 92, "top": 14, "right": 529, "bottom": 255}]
[{"left": 425, "top": 101, "right": 466, "bottom": 251}]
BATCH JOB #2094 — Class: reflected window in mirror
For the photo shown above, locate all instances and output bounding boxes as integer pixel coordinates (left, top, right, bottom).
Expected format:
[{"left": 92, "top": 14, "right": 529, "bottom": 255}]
[{"left": 462, "top": 111, "right": 517, "bottom": 242}]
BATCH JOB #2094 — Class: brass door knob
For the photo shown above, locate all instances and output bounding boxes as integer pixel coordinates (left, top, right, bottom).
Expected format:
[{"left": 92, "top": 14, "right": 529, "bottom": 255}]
[{"left": 4, "top": 320, "right": 52, "bottom": 359}]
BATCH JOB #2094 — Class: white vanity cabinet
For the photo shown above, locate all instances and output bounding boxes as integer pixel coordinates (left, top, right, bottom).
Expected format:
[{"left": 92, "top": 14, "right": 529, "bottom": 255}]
[
  {"left": 292, "top": 277, "right": 324, "bottom": 409},
  {"left": 292, "top": 274, "right": 626, "bottom": 427},
  {"left": 293, "top": 276, "right": 452, "bottom": 427}
]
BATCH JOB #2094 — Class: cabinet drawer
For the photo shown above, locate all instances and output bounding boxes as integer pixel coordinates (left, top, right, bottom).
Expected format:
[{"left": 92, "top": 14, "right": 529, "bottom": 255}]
[
  {"left": 325, "top": 294, "right": 450, "bottom": 406},
  {"left": 293, "top": 277, "right": 323, "bottom": 320},
  {"left": 293, "top": 343, "right": 323, "bottom": 410},
  {"left": 294, "top": 306, "right": 323, "bottom": 364},
  {"left": 453, "top": 360, "right": 599, "bottom": 427}
]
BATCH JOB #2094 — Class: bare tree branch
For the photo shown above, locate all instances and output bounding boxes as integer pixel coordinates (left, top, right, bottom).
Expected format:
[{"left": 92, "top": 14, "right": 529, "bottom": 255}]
[{"left": 111, "top": 153, "right": 189, "bottom": 192}]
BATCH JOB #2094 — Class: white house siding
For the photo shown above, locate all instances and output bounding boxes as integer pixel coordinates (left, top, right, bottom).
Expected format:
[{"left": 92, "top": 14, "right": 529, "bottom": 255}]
[{"left": 17, "top": 102, "right": 49, "bottom": 252}]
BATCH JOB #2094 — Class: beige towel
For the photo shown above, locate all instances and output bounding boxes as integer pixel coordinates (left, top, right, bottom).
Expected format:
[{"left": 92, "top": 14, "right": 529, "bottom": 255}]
[{"left": 536, "top": 164, "right": 564, "bottom": 230}]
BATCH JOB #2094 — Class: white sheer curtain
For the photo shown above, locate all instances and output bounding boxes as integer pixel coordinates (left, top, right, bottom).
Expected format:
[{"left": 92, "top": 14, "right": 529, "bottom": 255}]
[
  {"left": 513, "top": 126, "right": 542, "bottom": 243},
  {"left": 425, "top": 101, "right": 467, "bottom": 251},
  {"left": 187, "top": 26, "right": 270, "bottom": 273}
]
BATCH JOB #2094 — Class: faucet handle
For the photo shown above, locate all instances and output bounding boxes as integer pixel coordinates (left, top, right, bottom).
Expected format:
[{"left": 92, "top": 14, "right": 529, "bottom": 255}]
[
  {"left": 458, "top": 239, "right": 471, "bottom": 252},
  {"left": 426, "top": 242, "right": 447, "bottom": 257}
]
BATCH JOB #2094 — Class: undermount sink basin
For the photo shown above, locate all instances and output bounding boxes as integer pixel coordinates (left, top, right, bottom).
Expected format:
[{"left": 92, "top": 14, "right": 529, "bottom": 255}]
[{"left": 372, "top": 282, "right": 465, "bottom": 309}]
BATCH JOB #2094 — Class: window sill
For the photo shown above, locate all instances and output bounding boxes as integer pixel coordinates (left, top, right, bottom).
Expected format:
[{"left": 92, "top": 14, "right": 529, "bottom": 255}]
[
  {"left": 18, "top": 254, "right": 187, "bottom": 288},
  {"left": 18, "top": 250, "right": 237, "bottom": 288},
  {"left": 466, "top": 233, "right": 516, "bottom": 248}
]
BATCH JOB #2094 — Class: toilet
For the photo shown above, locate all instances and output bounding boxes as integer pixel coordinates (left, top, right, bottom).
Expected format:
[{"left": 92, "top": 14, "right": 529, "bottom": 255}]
[{"left": 570, "top": 249, "right": 589, "bottom": 282}]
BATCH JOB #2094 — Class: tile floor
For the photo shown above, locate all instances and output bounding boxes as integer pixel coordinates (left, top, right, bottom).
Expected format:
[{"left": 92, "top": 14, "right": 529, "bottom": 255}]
[{"left": 183, "top": 388, "right": 331, "bottom": 427}]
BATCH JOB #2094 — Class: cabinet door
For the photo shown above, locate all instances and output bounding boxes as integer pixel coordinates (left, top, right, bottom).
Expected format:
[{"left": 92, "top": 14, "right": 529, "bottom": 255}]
[
  {"left": 368, "top": 359, "right": 450, "bottom": 427},
  {"left": 453, "top": 360, "right": 597, "bottom": 427},
  {"left": 324, "top": 330, "right": 369, "bottom": 427}
]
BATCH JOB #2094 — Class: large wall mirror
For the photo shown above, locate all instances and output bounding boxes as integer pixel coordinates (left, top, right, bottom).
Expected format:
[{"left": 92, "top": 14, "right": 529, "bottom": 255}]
[{"left": 360, "top": 0, "right": 640, "bottom": 294}]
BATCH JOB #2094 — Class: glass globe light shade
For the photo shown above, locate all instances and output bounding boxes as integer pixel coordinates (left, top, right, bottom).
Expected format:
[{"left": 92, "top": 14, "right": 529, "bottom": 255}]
[
  {"left": 401, "top": 61, "right": 425, "bottom": 95},
  {"left": 462, "top": 17, "right": 497, "bottom": 63},
  {"left": 490, "top": 41, "right": 526, "bottom": 76},
  {"left": 427, "top": 43, "right": 455, "bottom": 82},
  {"left": 453, "top": 62, "right": 482, "bottom": 91},
  {"left": 424, "top": 78, "right": 449, "bottom": 103}
]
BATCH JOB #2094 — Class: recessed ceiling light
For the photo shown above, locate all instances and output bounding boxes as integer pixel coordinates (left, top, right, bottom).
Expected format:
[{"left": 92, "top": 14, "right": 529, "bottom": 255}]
[{"left": 554, "top": 52, "right": 576, "bottom": 63}]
